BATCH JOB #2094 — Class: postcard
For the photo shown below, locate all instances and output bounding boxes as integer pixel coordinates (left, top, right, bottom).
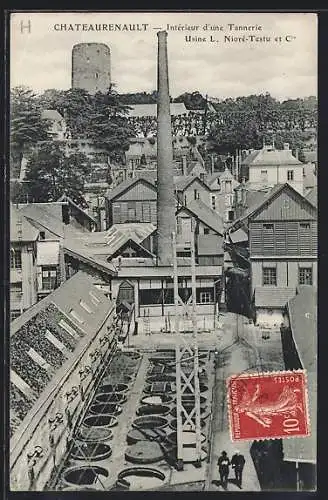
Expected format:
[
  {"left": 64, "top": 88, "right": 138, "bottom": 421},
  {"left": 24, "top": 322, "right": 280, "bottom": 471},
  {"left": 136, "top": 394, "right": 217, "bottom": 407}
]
[{"left": 8, "top": 11, "right": 317, "bottom": 492}]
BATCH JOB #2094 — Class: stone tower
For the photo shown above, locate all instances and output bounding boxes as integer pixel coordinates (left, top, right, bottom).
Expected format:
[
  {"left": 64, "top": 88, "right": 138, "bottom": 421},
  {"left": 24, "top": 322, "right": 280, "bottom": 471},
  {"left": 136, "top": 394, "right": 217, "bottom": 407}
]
[{"left": 71, "top": 43, "right": 111, "bottom": 95}]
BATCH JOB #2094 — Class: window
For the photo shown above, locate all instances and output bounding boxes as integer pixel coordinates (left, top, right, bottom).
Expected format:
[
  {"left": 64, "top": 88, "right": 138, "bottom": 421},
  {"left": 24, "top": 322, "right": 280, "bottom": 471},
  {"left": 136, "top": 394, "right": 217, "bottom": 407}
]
[
  {"left": 287, "top": 170, "right": 294, "bottom": 181},
  {"left": 260, "top": 170, "right": 268, "bottom": 182},
  {"left": 211, "top": 195, "right": 216, "bottom": 210},
  {"left": 176, "top": 217, "right": 182, "bottom": 235},
  {"left": 228, "top": 210, "right": 234, "bottom": 222},
  {"left": 10, "top": 249, "right": 22, "bottom": 269},
  {"left": 204, "top": 227, "right": 210, "bottom": 235},
  {"left": 89, "top": 291, "right": 100, "bottom": 305},
  {"left": 263, "top": 223, "right": 274, "bottom": 231},
  {"left": 10, "top": 283, "right": 22, "bottom": 302},
  {"left": 300, "top": 222, "right": 310, "bottom": 229},
  {"left": 177, "top": 251, "right": 191, "bottom": 258},
  {"left": 95, "top": 72, "right": 99, "bottom": 78},
  {"left": 194, "top": 189, "right": 199, "bottom": 200},
  {"left": 225, "top": 180, "right": 232, "bottom": 193},
  {"left": 299, "top": 267, "right": 313, "bottom": 285},
  {"left": 263, "top": 267, "right": 277, "bottom": 286},
  {"left": 10, "top": 310, "right": 21, "bottom": 322},
  {"left": 70, "top": 309, "right": 84, "bottom": 324},
  {"left": 80, "top": 300, "right": 93, "bottom": 314},
  {"left": 59, "top": 319, "right": 79, "bottom": 339},
  {"left": 40, "top": 231, "right": 46, "bottom": 240},
  {"left": 41, "top": 267, "right": 57, "bottom": 290},
  {"left": 199, "top": 291, "right": 212, "bottom": 304}
]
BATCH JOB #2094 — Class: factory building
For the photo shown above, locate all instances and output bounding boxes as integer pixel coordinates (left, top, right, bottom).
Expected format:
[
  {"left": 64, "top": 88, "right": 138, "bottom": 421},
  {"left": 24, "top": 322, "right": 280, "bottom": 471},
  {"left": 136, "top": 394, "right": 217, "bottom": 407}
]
[{"left": 72, "top": 43, "right": 111, "bottom": 95}]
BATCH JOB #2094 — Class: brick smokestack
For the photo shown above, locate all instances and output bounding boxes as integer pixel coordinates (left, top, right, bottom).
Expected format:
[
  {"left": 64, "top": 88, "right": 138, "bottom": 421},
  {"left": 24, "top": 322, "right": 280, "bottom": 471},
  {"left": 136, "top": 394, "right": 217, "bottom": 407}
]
[{"left": 156, "top": 31, "right": 175, "bottom": 266}]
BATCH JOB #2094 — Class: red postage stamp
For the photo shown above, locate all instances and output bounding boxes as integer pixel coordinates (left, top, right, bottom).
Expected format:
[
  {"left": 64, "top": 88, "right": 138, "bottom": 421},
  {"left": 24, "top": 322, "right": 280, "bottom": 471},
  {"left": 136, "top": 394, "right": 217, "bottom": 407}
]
[{"left": 227, "top": 370, "right": 310, "bottom": 441}]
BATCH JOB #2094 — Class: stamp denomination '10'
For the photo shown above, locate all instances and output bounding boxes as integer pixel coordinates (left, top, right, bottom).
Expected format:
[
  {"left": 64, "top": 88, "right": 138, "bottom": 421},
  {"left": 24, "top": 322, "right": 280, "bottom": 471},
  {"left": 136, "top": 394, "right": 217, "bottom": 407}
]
[{"left": 227, "top": 370, "right": 310, "bottom": 441}]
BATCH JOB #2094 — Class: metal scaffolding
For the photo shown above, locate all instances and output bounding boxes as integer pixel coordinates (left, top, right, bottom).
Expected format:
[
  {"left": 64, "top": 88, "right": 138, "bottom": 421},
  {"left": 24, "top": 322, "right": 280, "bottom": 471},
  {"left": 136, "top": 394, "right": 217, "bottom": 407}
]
[{"left": 172, "top": 228, "right": 202, "bottom": 470}]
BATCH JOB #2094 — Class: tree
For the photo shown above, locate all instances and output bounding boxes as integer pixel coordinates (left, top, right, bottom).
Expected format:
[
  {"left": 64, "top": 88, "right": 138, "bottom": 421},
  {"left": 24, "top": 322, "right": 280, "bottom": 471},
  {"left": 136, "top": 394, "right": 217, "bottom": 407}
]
[
  {"left": 118, "top": 91, "right": 158, "bottom": 104},
  {"left": 24, "top": 142, "right": 92, "bottom": 206},
  {"left": 174, "top": 91, "right": 207, "bottom": 110},
  {"left": 37, "top": 88, "right": 93, "bottom": 138},
  {"left": 86, "top": 90, "right": 135, "bottom": 161},
  {"left": 10, "top": 86, "right": 50, "bottom": 177}
]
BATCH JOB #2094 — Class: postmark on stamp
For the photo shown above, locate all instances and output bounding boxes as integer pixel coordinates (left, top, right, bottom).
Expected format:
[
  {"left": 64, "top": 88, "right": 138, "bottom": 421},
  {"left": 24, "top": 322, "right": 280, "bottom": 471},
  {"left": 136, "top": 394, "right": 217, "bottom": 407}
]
[{"left": 227, "top": 370, "right": 310, "bottom": 441}]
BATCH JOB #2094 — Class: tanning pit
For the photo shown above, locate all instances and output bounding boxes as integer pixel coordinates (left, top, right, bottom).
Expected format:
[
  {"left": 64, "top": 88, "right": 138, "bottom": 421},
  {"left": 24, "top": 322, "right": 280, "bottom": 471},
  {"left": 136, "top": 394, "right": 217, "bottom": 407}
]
[
  {"left": 143, "top": 382, "right": 174, "bottom": 394},
  {"left": 125, "top": 441, "right": 165, "bottom": 464},
  {"left": 97, "top": 383, "right": 129, "bottom": 394},
  {"left": 70, "top": 442, "right": 112, "bottom": 461},
  {"left": 95, "top": 393, "right": 127, "bottom": 404},
  {"left": 117, "top": 467, "right": 165, "bottom": 490},
  {"left": 146, "top": 374, "right": 176, "bottom": 384},
  {"left": 140, "top": 395, "right": 173, "bottom": 406},
  {"left": 62, "top": 465, "right": 109, "bottom": 487},
  {"left": 132, "top": 416, "right": 168, "bottom": 430},
  {"left": 75, "top": 427, "right": 113, "bottom": 443},
  {"left": 89, "top": 403, "right": 123, "bottom": 416},
  {"left": 126, "top": 428, "right": 167, "bottom": 445},
  {"left": 83, "top": 414, "right": 118, "bottom": 429},
  {"left": 136, "top": 405, "right": 171, "bottom": 417}
]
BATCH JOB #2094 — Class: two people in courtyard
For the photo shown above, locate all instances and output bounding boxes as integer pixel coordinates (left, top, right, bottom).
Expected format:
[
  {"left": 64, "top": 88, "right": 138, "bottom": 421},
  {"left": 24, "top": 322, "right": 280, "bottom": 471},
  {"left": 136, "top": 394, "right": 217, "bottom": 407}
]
[{"left": 217, "top": 450, "right": 245, "bottom": 489}]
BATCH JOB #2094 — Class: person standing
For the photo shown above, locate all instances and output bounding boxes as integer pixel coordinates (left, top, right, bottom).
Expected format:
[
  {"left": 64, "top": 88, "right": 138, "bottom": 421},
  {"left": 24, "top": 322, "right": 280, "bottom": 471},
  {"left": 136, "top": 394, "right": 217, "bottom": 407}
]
[
  {"left": 217, "top": 450, "right": 230, "bottom": 489},
  {"left": 231, "top": 450, "right": 246, "bottom": 488}
]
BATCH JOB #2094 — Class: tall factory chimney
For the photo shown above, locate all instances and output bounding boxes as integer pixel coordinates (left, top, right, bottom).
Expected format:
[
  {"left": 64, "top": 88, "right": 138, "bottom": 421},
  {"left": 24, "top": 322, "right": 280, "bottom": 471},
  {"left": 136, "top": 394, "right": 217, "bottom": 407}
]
[{"left": 156, "top": 31, "right": 175, "bottom": 266}]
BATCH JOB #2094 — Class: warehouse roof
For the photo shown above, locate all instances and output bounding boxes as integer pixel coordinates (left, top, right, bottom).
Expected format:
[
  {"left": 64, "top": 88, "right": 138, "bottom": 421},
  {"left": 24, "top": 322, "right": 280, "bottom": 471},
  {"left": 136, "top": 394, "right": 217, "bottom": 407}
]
[
  {"left": 17, "top": 203, "right": 66, "bottom": 238},
  {"left": 11, "top": 270, "right": 111, "bottom": 336},
  {"left": 106, "top": 177, "right": 156, "bottom": 201},
  {"left": 11, "top": 205, "right": 39, "bottom": 242},
  {"left": 305, "top": 186, "right": 317, "bottom": 207},
  {"left": 255, "top": 287, "right": 296, "bottom": 308},
  {"left": 64, "top": 222, "right": 155, "bottom": 272},
  {"left": 242, "top": 146, "right": 302, "bottom": 166},
  {"left": 174, "top": 175, "right": 210, "bottom": 192},
  {"left": 186, "top": 199, "right": 224, "bottom": 235},
  {"left": 287, "top": 285, "right": 317, "bottom": 373}
]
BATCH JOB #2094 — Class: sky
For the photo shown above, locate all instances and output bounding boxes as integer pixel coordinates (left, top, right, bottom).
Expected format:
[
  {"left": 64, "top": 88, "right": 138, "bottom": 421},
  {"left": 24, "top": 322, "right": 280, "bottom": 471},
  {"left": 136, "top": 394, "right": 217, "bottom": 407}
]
[{"left": 10, "top": 12, "right": 317, "bottom": 101}]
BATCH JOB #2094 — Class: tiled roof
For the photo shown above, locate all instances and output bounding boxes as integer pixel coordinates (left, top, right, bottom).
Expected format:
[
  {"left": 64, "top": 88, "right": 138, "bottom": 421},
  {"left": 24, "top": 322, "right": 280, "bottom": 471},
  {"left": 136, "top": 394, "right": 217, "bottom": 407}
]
[
  {"left": 128, "top": 103, "right": 188, "bottom": 117},
  {"left": 303, "top": 165, "right": 317, "bottom": 191},
  {"left": 11, "top": 270, "right": 111, "bottom": 336},
  {"left": 57, "top": 195, "right": 97, "bottom": 224},
  {"left": 11, "top": 205, "right": 39, "bottom": 242},
  {"left": 64, "top": 222, "right": 156, "bottom": 272},
  {"left": 106, "top": 177, "right": 156, "bottom": 201},
  {"left": 287, "top": 285, "right": 317, "bottom": 373},
  {"left": 242, "top": 147, "right": 302, "bottom": 166},
  {"left": 186, "top": 199, "right": 224, "bottom": 235},
  {"left": 17, "top": 203, "right": 65, "bottom": 238},
  {"left": 255, "top": 287, "right": 296, "bottom": 308},
  {"left": 10, "top": 270, "right": 114, "bottom": 440},
  {"left": 302, "top": 150, "right": 317, "bottom": 163},
  {"left": 174, "top": 175, "right": 210, "bottom": 192},
  {"left": 305, "top": 186, "right": 317, "bottom": 207}
]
